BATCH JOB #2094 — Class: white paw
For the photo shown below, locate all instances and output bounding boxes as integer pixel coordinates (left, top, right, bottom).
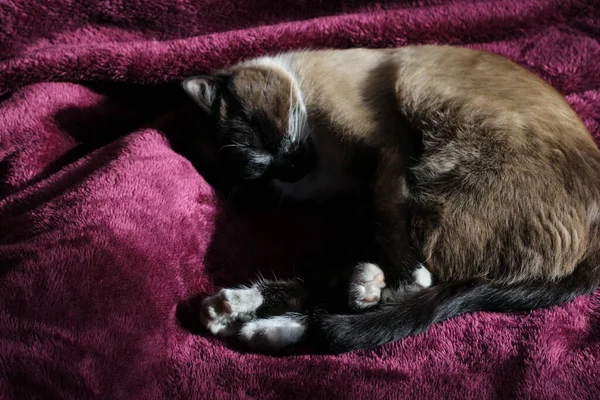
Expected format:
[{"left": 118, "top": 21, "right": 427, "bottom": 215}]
[
  {"left": 413, "top": 264, "right": 432, "bottom": 288},
  {"left": 349, "top": 263, "right": 386, "bottom": 309},
  {"left": 200, "top": 287, "right": 264, "bottom": 337},
  {"left": 240, "top": 315, "right": 306, "bottom": 351}
]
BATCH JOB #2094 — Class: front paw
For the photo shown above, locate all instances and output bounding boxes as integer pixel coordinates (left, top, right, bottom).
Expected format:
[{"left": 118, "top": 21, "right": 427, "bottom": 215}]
[
  {"left": 200, "top": 287, "right": 264, "bottom": 337},
  {"left": 349, "top": 263, "right": 386, "bottom": 309}
]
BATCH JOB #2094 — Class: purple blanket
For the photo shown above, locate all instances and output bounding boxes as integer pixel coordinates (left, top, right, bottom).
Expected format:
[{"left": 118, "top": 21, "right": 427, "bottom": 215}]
[{"left": 1, "top": 0, "right": 599, "bottom": 398}]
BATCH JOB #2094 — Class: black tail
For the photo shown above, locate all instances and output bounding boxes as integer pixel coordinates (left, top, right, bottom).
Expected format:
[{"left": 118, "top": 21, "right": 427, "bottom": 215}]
[{"left": 311, "top": 260, "right": 600, "bottom": 354}]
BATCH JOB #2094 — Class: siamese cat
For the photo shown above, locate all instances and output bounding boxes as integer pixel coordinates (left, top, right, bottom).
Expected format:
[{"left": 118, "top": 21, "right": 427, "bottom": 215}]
[{"left": 181, "top": 45, "right": 600, "bottom": 353}]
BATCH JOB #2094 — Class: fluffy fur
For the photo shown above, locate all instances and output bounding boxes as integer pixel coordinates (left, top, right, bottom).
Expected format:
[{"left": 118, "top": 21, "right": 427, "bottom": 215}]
[{"left": 184, "top": 46, "right": 600, "bottom": 353}]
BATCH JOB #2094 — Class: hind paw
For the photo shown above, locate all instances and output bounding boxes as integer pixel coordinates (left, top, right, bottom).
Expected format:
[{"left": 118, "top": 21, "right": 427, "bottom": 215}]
[
  {"left": 381, "top": 264, "right": 433, "bottom": 304},
  {"left": 200, "top": 287, "right": 264, "bottom": 337},
  {"left": 349, "top": 263, "right": 386, "bottom": 309}
]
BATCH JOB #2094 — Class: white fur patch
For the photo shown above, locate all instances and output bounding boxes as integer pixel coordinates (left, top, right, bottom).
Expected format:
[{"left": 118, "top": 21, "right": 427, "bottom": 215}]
[
  {"left": 200, "top": 287, "right": 264, "bottom": 337},
  {"left": 240, "top": 315, "right": 306, "bottom": 350},
  {"left": 249, "top": 152, "right": 272, "bottom": 166},
  {"left": 349, "top": 263, "right": 386, "bottom": 309},
  {"left": 413, "top": 264, "right": 433, "bottom": 288},
  {"left": 588, "top": 201, "right": 600, "bottom": 224},
  {"left": 243, "top": 54, "right": 309, "bottom": 144},
  {"left": 287, "top": 88, "right": 308, "bottom": 144}
]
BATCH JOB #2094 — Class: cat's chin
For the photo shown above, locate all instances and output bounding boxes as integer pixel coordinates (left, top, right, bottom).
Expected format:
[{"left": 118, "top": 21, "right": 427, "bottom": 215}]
[
  {"left": 271, "top": 167, "right": 352, "bottom": 203},
  {"left": 271, "top": 175, "right": 324, "bottom": 202}
]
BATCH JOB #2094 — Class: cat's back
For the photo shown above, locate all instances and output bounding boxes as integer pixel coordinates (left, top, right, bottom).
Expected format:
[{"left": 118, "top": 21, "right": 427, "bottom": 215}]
[
  {"left": 281, "top": 46, "right": 593, "bottom": 147},
  {"left": 391, "top": 45, "right": 590, "bottom": 142},
  {"left": 285, "top": 46, "right": 589, "bottom": 133}
]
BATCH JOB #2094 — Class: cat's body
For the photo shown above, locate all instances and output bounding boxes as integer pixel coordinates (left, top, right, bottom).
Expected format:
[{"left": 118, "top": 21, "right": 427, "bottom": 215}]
[{"left": 182, "top": 45, "right": 600, "bottom": 353}]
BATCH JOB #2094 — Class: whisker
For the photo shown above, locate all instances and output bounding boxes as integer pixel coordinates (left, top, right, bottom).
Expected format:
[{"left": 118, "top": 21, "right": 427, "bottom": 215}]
[
  {"left": 257, "top": 270, "right": 266, "bottom": 284},
  {"left": 217, "top": 143, "right": 239, "bottom": 154},
  {"left": 227, "top": 185, "right": 239, "bottom": 205}
]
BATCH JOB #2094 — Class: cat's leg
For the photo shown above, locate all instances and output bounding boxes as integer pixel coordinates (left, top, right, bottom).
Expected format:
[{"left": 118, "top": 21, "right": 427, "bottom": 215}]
[
  {"left": 201, "top": 279, "right": 306, "bottom": 337},
  {"left": 346, "top": 148, "right": 432, "bottom": 308}
]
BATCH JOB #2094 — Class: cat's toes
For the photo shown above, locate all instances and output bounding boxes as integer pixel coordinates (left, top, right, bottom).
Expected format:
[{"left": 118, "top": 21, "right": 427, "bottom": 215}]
[
  {"left": 239, "top": 314, "right": 306, "bottom": 351},
  {"left": 349, "top": 263, "right": 386, "bottom": 309},
  {"left": 200, "top": 287, "right": 264, "bottom": 337}
]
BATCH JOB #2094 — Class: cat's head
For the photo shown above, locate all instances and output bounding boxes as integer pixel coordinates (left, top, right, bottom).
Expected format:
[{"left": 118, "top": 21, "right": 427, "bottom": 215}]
[{"left": 182, "top": 66, "right": 317, "bottom": 187}]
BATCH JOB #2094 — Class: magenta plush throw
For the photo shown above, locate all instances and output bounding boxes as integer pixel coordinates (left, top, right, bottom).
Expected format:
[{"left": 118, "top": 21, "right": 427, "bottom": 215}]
[{"left": 0, "top": 0, "right": 599, "bottom": 399}]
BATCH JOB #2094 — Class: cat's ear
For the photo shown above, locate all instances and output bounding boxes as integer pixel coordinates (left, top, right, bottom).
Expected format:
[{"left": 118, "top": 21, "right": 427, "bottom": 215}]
[{"left": 182, "top": 76, "right": 220, "bottom": 113}]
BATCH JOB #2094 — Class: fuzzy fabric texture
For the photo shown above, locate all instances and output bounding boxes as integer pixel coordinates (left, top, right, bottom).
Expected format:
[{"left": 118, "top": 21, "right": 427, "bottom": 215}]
[{"left": 1, "top": 0, "right": 600, "bottom": 399}]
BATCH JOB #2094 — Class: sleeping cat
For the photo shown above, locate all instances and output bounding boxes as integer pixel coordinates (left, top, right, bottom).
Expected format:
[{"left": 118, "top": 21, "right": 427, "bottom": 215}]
[{"left": 181, "top": 45, "right": 600, "bottom": 353}]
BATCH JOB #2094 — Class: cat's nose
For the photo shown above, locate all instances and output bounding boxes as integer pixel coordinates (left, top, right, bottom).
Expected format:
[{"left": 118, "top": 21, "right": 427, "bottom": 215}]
[{"left": 272, "top": 140, "right": 317, "bottom": 183}]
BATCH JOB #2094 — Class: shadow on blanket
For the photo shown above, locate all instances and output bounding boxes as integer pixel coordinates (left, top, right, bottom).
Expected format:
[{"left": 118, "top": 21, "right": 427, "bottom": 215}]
[{"left": 42, "top": 82, "right": 361, "bottom": 351}]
